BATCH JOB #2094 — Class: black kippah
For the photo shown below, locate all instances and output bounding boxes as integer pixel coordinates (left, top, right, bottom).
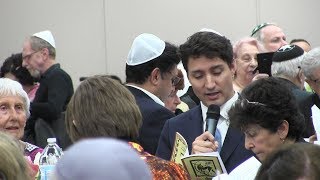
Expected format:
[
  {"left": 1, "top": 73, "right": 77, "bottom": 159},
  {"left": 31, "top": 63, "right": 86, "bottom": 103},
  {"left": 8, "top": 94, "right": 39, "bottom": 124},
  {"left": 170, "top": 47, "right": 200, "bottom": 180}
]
[{"left": 272, "top": 45, "right": 304, "bottom": 62}]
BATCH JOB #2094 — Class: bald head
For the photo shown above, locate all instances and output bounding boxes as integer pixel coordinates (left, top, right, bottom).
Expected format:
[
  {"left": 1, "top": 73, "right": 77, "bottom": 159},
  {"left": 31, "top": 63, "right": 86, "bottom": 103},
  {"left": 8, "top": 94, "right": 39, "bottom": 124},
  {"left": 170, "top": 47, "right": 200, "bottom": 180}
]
[
  {"left": 291, "top": 40, "right": 311, "bottom": 52},
  {"left": 252, "top": 24, "right": 288, "bottom": 52}
]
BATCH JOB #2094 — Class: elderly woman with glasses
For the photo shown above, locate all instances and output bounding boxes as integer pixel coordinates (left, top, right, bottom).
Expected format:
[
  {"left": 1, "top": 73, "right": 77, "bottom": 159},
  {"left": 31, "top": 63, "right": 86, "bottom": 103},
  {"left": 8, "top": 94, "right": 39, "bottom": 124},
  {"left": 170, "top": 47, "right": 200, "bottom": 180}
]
[
  {"left": 164, "top": 69, "right": 189, "bottom": 115},
  {"left": 232, "top": 37, "right": 268, "bottom": 92},
  {"left": 228, "top": 77, "right": 305, "bottom": 161},
  {"left": 0, "top": 78, "right": 42, "bottom": 163}
]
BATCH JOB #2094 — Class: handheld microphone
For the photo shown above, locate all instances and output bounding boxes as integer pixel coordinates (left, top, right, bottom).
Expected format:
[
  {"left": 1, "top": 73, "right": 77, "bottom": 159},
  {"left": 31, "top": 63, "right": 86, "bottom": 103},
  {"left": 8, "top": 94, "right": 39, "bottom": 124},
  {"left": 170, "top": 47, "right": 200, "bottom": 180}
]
[{"left": 205, "top": 104, "right": 220, "bottom": 135}]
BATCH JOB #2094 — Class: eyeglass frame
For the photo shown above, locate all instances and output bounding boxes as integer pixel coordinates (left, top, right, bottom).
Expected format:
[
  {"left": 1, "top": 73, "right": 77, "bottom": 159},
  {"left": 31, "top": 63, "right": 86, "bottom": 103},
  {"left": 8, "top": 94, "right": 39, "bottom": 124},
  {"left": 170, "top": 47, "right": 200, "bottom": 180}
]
[
  {"left": 309, "top": 77, "right": 320, "bottom": 86},
  {"left": 171, "top": 75, "right": 181, "bottom": 86},
  {"left": 306, "top": 69, "right": 320, "bottom": 86},
  {"left": 22, "top": 50, "right": 40, "bottom": 61},
  {"left": 313, "top": 79, "right": 320, "bottom": 84},
  {"left": 237, "top": 96, "right": 267, "bottom": 108},
  {"left": 307, "top": 70, "right": 320, "bottom": 85},
  {"left": 165, "top": 71, "right": 181, "bottom": 86}
]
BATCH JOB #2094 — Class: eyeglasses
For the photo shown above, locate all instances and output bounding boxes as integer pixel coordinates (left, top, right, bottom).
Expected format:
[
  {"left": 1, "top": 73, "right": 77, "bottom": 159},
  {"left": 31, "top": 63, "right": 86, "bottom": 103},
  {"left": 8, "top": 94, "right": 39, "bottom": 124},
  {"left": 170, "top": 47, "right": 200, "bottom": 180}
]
[
  {"left": 167, "top": 71, "right": 181, "bottom": 86},
  {"left": 22, "top": 51, "right": 39, "bottom": 61},
  {"left": 168, "top": 89, "right": 177, "bottom": 97},
  {"left": 307, "top": 71, "right": 320, "bottom": 86},
  {"left": 310, "top": 77, "right": 320, "bottom": 86},
  {"left": 171, "top": 76, "right": 181, "bottom": 86}
]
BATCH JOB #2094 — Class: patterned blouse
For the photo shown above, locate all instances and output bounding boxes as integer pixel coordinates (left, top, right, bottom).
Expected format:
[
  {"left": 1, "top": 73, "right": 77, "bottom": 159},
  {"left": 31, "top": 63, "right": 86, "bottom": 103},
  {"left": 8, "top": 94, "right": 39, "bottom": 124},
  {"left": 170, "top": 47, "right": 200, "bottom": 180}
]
[
  {"left": 129, "top": 142, "right": 190, "bottom": 180},
  {"left": 24, "top": 142, "right": 43, "bottom": 163}
]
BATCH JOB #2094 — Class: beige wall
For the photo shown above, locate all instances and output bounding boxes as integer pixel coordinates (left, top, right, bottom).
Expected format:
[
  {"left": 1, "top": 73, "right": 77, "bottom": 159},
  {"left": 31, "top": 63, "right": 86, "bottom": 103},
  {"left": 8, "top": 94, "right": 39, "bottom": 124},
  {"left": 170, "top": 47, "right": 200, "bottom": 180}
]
[
  {"left": 1, "top": 0, "right": 319, "bottom": 88},
  {"left": 0, "top": 0, "right": 106, "bottom": 88}
]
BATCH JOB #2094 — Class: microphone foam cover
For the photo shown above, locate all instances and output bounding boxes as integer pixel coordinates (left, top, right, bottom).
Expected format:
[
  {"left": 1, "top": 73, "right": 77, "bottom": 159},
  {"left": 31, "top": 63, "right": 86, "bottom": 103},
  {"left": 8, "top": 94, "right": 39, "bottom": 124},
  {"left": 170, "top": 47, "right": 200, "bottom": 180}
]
[{"left": 207, "top": 104, "right": 220, "bottom": 120}]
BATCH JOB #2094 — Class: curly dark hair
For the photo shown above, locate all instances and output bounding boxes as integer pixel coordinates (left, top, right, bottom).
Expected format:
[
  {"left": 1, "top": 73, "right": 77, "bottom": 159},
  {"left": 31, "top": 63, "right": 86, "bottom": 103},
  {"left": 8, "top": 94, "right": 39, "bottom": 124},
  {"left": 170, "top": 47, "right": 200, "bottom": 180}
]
[
  {"left": 178, "top": 31, "right": 233, "bottom": 73},
  {"left": 229, "top": 77, "right": 304, "bottom": 141},
  {"left": 256, "top": 143, "right": 320, "bottom": 180},
  {"left": 0, "top": 53, "right": 37, "bottom": 85},
  {"left": 126, "top": 42, "right": 180, "bottom": 84}
]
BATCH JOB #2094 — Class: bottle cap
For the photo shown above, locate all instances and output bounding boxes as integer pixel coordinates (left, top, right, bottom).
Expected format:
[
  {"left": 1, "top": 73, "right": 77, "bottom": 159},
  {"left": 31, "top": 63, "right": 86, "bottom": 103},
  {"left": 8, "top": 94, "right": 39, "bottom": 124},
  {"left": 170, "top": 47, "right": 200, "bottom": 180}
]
[{"left": 47, "top": 138, "right": 57, "bottom": 143}]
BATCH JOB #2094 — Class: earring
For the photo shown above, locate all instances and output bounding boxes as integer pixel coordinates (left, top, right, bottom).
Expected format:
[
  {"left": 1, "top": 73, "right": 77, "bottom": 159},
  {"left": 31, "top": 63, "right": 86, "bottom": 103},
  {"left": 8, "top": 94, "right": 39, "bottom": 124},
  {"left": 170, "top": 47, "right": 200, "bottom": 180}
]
[{"left": 280, "top": 137, "right": 285, "bottom": 143}]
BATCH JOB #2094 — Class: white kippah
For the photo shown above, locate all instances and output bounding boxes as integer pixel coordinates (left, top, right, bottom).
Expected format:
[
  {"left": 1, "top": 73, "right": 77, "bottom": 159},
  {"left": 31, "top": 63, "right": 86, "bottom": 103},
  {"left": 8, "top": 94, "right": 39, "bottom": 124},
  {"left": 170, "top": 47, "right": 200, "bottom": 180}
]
[
  {"left": 199, "top": 28, "right": 223, "bottom": 36},
  {"left": 32, "top": 30, "right": 56, "bottom": 48},
  {"left": 127, "top": 33, "right": 165, "bottom": 66}
]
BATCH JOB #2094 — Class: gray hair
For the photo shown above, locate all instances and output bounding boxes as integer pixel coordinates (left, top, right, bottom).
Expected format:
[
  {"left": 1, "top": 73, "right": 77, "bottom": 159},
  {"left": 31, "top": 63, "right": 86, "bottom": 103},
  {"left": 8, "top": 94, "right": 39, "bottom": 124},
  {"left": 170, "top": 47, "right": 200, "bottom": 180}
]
[
  {"left": 301, "top": 47, "right": 320, "bottom": 79},
  {"left": 0, "top": 78, "right": 30, "bottom": 117},
  {"left": 251, "top": 23, "right": 277, "bottom": 43},
  {"left": 251, "top": 30, "right": 263, "bottom": 43},
  {"left": 271, "top": 54, "right": 305, "bottom": 79},
  {"left": 29, "top": 36, "right": 56, "bottom": 59}
]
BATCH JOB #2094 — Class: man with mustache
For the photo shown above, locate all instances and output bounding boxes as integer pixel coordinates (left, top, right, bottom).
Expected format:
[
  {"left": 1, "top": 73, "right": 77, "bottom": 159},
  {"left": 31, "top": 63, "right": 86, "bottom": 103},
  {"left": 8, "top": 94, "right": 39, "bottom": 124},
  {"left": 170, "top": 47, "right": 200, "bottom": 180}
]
[{"left": 22, "top": 30, "right": 73, "bottom": 148}]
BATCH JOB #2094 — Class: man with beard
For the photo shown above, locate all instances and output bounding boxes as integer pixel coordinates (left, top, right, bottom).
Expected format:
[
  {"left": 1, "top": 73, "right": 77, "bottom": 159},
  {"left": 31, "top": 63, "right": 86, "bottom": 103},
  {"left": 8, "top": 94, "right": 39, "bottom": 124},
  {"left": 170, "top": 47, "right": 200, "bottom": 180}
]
[
  {"left": 22, "top": 30, "right": 73, "bottom": 148},
  {"left": 125, "top": 33, "right": 180, "bottom": 155}
]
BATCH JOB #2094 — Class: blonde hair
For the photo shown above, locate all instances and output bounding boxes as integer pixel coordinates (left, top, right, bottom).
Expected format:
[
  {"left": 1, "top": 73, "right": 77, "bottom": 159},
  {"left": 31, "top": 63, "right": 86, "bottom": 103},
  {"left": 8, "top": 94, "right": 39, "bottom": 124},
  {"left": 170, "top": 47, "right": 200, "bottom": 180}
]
[
  {"left": 0, "top": 132, "right": 31, "bottom": 180},
  {"left": 65, "top": 75, "right": 142, "bottom": 142}
]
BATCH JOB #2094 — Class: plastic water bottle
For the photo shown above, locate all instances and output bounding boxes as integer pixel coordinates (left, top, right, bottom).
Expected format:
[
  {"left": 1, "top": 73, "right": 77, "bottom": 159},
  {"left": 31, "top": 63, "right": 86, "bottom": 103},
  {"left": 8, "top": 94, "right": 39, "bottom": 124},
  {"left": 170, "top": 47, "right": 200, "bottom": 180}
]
[{"left": 39, "top": 138, "right": 63, "bottom": 180}]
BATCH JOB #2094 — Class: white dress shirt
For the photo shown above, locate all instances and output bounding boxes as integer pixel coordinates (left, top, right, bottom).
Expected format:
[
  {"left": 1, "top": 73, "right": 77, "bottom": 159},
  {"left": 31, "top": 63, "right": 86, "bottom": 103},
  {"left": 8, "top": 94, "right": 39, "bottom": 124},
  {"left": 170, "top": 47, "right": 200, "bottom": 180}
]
[
  {"left": 126, "top": 84, "right": 165, "bottom": 106},
  {"left": 201, "top": 92, "right": 239, "bottom": 146}
]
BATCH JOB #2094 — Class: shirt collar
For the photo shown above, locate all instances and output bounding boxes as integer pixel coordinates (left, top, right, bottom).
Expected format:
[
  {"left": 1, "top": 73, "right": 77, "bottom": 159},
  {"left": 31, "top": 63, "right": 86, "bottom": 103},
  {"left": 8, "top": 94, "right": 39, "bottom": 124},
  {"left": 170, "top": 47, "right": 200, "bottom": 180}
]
[
  {"left": 41, "top": 63, "right": 60, "bottom": 78},
  {"left": 201, "top": 92, "right": 239, "bottom": 122},
  {"left": 127, "top": 84, "right": 164, "bottom": 106}
]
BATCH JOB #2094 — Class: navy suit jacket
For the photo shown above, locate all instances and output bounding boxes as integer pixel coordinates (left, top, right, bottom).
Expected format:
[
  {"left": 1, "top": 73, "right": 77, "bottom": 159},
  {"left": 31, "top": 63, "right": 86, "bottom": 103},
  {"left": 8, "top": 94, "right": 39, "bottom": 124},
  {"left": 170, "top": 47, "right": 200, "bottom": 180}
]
[
  {"left": 156, "top": 105, "right": 254, "bottom": 173},
  {"left": 127, "top": 86, "right": 175, "bottom": 155}
]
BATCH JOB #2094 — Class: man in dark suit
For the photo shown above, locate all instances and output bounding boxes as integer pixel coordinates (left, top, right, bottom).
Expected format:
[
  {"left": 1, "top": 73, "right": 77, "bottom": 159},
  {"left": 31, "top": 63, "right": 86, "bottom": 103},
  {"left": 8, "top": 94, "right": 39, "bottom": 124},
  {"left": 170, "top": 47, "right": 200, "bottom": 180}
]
[
  {"left": 125, "top": 33, "right": 180, "bottom": 155},
  {"left": 271, "top": 44, "right": 317, "bottom": 137},
  {"left": 156, "top": 31, "right": 254, "bottom": 173}
]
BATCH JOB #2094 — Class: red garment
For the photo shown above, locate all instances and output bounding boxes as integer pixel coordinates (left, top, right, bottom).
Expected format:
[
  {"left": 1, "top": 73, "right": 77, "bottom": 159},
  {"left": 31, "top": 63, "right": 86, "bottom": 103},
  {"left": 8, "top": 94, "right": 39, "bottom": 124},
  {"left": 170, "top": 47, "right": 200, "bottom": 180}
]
[
  {"left": 24, "top": 142, "right": 42, "bottom": 162},
  {"left": 28, "top": 83, "right": 40, "bottom": 102},
  {"left": 129, "top": 142, "right": 190, "bottom": 180}
]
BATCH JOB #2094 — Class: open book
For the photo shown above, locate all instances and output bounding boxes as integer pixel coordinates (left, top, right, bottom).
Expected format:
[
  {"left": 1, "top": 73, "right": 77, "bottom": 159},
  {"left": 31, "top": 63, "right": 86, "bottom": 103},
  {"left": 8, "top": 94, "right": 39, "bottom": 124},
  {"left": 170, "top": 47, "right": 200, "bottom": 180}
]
[
  {"left": 170, "top": 132, "right": 227, "bottom": 179},
  {"left": 212, "top": 156, "right": 261, "bottom": 180}
]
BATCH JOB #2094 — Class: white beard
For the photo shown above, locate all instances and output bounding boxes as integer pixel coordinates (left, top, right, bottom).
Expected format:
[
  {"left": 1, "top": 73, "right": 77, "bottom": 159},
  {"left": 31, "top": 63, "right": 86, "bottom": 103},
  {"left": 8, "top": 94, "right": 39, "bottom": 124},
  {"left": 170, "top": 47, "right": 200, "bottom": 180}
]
[{"left": 29, "top": 69, "right": 41, "bottom": 79}]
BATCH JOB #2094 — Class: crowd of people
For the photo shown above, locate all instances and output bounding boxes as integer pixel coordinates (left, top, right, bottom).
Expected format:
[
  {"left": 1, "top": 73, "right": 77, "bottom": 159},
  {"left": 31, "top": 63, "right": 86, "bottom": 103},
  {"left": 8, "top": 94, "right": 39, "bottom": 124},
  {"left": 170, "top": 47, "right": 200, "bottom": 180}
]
[{"left": 1, "top": 22, "right": 320, "bottom": 180}]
